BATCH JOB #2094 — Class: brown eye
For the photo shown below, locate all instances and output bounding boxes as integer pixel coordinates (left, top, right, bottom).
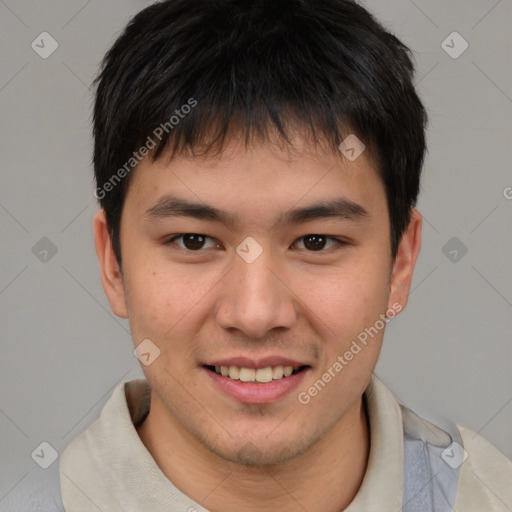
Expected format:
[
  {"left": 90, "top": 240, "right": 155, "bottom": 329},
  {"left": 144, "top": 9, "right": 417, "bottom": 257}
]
[
  {"left": 166, "top": 234, "right": 218, "bottom": 251},
  {"left": 293, "top": 235, "right": 346, "bottom": 252},
  {"left": 303, "top": 235, "right": 327, "bottom": 251},
  {"left": 182, "top": 234, "right": 207, "bottom": 250}
]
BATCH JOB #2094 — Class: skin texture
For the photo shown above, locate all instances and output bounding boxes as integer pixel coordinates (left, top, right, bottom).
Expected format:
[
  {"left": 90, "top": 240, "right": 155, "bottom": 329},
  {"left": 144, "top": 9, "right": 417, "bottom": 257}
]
[{"left": 94, "top": 132, "right": 422, "bottom": 512}]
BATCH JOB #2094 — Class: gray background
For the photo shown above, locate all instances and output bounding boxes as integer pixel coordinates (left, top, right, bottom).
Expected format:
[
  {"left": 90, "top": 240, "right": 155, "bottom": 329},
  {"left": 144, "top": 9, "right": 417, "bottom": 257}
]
[{"left": 1, "top": 0, "right": 511, "bottom": 505}]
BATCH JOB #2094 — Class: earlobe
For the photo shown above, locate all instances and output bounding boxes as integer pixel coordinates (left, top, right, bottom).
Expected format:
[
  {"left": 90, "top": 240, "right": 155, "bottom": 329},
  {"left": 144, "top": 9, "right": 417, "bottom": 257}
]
[
  {"left": 387, "top": 208, "right": 422, "bottom": 312},
  {"left": 93, "top": 210, "right": 128, "bottom": 318}
]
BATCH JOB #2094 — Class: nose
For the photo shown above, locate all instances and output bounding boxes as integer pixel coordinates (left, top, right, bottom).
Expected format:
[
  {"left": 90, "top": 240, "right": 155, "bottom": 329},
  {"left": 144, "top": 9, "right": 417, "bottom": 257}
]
[{"left": 215, "top": 245, "right": 298, "bottom": 340}]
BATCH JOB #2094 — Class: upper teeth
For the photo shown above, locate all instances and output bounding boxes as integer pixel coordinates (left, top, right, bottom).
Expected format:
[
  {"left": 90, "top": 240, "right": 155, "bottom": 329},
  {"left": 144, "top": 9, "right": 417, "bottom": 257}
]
[{"left": 214, "top": 365, "right": 296, "bottom": 383}]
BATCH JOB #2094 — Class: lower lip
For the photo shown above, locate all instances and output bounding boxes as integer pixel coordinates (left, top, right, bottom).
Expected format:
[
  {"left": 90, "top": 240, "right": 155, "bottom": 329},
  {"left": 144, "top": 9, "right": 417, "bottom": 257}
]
[{"left": 203, "top": 367, "right": 309, "bottom": 404}]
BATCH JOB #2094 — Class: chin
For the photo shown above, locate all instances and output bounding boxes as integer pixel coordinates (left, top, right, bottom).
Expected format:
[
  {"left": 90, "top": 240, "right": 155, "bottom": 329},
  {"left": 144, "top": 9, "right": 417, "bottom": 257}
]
[{"left": 202, "top": 430, "right": 319, "bottom": 467}]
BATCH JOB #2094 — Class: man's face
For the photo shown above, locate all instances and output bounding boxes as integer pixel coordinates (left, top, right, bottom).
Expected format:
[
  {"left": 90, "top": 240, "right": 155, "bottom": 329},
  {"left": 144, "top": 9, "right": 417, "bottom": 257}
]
[{"left": 98, "top": 134, "right": 416, "bottom": 466}]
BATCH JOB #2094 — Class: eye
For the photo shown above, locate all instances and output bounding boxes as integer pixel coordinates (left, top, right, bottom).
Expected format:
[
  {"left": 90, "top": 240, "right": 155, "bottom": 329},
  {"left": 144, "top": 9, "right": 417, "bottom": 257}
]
[
  {"left": 165, "top": 233, "right": 219, "bottom": 251},
  {"left": 164, "top": 233, "right": 347, "bottom": 253},
  {"left": 292, "top": 235, "right": 346, "bottom": 252}
]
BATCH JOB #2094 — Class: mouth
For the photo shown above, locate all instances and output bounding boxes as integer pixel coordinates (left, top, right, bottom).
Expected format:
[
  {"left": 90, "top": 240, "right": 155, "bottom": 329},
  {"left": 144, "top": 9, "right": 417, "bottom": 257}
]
[
  {"left": 202, "top": 361, "right": 311, "bottom": 404},
  {"left": 203, "top": 364, "right": 310, "bottom": 383}
]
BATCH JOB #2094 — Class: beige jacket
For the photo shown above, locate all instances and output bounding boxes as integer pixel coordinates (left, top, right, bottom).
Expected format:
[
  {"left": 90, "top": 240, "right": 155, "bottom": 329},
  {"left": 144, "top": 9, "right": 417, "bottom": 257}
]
[{"left": 59, "top": 375, "right": 512, "bottom": 511}]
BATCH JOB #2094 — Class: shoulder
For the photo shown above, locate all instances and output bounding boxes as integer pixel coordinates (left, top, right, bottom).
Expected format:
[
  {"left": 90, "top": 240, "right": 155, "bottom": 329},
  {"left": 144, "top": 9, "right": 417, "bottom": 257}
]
[
  {"left": 455, "top": 425, "right": 512, "bottom": 511},
  {"left": 398, "top": 401, "right": 512, "bottom": 511},
  {"left": 0, "top": 471, "right": 64, "bottom": 512}
]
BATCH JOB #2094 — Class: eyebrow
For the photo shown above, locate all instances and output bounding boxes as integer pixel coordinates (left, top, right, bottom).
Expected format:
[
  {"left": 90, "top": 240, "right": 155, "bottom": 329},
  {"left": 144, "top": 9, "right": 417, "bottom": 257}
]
[{"left": 144, "top": 195, "right": 369, "bottom": 228}]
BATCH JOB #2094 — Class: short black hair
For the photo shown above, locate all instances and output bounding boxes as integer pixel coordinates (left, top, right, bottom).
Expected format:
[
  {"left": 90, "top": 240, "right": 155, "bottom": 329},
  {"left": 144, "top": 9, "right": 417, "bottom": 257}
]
[{"left": 93, "top": 0, "right": 427, "bottom": 266}]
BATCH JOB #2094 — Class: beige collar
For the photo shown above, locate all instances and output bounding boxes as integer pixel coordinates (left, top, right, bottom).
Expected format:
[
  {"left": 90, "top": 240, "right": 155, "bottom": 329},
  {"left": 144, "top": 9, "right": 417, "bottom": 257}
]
[{"left": 61, "top": 374, "right": 404, "bottom": 511}]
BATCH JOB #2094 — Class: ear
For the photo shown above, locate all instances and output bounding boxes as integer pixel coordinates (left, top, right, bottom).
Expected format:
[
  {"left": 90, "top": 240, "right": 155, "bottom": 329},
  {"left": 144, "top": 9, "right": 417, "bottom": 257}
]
[
  {"left": 387, "top": 208, "right": 422, "bottom": 312},
  {"left": 93, "top": 210, "right": 128, "bottom": 318}
]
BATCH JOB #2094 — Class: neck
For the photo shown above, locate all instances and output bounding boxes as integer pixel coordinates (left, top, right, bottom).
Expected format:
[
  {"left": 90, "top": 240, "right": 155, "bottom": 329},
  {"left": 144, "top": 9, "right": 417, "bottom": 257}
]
[{"left": 137, "top": 395, "right": 370, "bottom": 512}]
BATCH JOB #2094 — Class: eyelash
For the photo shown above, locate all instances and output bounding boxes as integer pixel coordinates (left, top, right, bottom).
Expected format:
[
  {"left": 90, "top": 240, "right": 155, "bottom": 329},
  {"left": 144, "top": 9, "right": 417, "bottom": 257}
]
[{"left": 163, "top": 234, "right": 349, "bottom": 253}]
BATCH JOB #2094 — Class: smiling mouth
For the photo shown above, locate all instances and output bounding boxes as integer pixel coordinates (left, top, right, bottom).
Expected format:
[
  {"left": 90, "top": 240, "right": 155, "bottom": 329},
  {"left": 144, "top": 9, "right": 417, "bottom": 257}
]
[{"left": 204, "top": 364, "right": 310, "bottom": 383}]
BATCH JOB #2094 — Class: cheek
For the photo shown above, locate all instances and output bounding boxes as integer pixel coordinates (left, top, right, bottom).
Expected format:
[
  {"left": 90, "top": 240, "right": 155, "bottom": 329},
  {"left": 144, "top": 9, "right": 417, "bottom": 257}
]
[
  {"left": 124, "top": 262, "right": 217, "bottom": 347},
  {"left": 299, "top": 258, "right": 391, "bottom": 334},
  {"left": 123, "top": 263, "right": 178, "bottom": 341},
  {"left": 125, "top": 272, "right": 201, "bottom": 376}
]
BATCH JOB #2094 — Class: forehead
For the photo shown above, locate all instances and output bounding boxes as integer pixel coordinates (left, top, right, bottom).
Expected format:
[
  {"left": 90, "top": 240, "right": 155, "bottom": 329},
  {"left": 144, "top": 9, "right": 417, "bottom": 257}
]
[{"left": 125, "top": 132, "right": 386, "bottom": 215}]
